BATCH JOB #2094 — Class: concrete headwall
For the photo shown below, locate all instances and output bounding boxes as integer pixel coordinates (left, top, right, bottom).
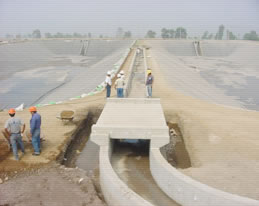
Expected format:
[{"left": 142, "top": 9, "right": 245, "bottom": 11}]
[{"left": 150, "top": 148, "right": 259, "bottom": 206}]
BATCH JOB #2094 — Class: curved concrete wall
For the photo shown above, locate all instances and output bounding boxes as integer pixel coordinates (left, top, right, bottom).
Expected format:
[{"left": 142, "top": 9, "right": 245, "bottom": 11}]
[
  {"left": 99, "top": 143, "right": 153, "bottom": 206},
  {"left": 150, "top": 148, "right": 259, "bottom": 206}
]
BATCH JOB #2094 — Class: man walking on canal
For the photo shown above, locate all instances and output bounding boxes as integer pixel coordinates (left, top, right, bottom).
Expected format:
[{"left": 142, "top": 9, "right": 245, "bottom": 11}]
[
  {"left": 4, "top": 108, "right": 25, "bottom": 160},
  {"left": 29, "top": 106, "right": 41, "bottom": 156},
  {"left": 105, "top": 71, "right": 112, "bottom": 98},
  {"left": 146, "top": 71, "right": 154, "bottom": 98}
]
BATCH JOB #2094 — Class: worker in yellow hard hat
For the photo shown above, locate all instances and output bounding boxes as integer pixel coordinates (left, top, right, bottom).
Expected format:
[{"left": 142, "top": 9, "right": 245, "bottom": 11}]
[
  {"left": 3, "top": 108, "right": 25, "bottom": 160},
  {"left": 29, "top": 106, "right": 41, "bottom": 156},
  {"left": 146, "top": 70, "right": 154, "bottom": 98}
]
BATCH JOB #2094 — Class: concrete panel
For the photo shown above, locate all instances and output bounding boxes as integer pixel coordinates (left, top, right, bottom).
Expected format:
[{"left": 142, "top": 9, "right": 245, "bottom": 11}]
[{"left": 150, "top": 148, "right": 259, "bottom": 206}]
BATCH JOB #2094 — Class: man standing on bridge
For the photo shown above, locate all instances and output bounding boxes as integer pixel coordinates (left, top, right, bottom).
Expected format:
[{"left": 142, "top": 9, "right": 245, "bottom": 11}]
[
  {"left": 146, "top": 71, "right": 154, "bottom": 98},
  {"left": 105, "top": 71, "right": 112, "bottom": 98},
  {"left": 29, "top": 106, "right": 41, "bottom": 156},
  {"left": 4, "top": 108, "right": 25, "bottom": 160},
  {"left": 115, "top": 74, "right": 125, "bottom": 98}
]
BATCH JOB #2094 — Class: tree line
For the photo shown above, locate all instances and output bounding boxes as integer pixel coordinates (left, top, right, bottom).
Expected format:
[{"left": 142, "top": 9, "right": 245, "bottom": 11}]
[
  {"left": 5, "top": 26, "right": 259, "bottom": 41},
  {"left": 145, "top": 27, "right": 187, "bottom": 38},
  {"left": 202, "top": 25, "right": 259, "bottom": 41}
]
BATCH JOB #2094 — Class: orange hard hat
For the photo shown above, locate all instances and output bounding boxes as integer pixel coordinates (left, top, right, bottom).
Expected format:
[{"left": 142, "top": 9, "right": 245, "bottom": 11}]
[
  {"left": 29, "top": 106, "right": 37, "bottom": 112},
  {"left": 8, "top": 108, "right": 16, "bottom": 114}
]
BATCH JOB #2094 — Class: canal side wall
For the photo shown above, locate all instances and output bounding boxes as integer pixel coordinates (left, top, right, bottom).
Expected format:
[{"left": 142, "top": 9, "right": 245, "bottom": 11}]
[{"left": 150, "top": 148, "right": 259, "bottom": 206}]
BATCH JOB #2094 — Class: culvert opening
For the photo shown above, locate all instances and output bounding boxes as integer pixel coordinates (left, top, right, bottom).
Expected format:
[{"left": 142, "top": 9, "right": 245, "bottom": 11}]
[
  {"left": 112, "top": 139, "right": 150, "bottom": 155},
  {"left": 161, "top": 122, "right": 191, "bottom": 169}
]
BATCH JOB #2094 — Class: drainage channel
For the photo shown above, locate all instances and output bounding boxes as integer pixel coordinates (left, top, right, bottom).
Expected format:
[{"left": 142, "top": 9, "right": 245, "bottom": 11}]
[
  {"left": 161, "top": 123, "right": 191, "bottom": 169},
  {"left": 61, "top": 110, "right": 101, "bottom": 169},
  {"left": 111, "top": 140, "right": 180, "bottom": 206}
]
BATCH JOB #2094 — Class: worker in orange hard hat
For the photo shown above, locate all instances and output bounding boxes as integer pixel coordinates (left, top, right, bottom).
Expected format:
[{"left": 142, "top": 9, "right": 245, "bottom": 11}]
[
  {"left": 3, "top": 108, "right": 26, "bottom": 160},
  {"left": 29, "top": 106, "right": 41, "bottom": 155}
]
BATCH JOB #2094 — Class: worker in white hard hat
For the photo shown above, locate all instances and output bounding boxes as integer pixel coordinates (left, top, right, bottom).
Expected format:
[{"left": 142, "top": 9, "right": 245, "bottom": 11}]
[
  {"left": 119, "top": 70, "right": 125, "bottom": 80},
  {"left": 105, "top": 71, "right": 112, "bottom": 97},
  {"left": 115, "top": 73, "right": 125, "bottom": 98}
]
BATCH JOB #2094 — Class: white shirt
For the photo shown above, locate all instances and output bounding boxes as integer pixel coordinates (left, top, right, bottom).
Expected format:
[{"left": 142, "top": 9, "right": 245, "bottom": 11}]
[
  {"left": 105, "top": 75, "right": 112, "bottom": 86},
  {"left": 115, "top": 78, "right": 125, "bottom": 89}
]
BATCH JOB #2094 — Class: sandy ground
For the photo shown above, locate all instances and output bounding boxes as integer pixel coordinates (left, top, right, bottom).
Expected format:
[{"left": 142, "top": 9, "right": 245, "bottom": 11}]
[
  {"left": 0, "top": 163, "right": 106, "bottom": 206},
  {"left": 0, "top": 47, "right": 135, "bottom": 205},
  {"left": 144, "top": 40, "right": 259, "bottom": 200}
]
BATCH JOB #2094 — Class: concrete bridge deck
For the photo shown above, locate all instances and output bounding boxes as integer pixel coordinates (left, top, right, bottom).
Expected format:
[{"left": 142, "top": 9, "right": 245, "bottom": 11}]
[{"left": 91, "top": 98, "right": 169, "bottom": 148}]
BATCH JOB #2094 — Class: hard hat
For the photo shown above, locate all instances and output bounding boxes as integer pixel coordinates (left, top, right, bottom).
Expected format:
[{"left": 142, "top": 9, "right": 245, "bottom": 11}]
[
  {"left": 8, "top": 108, "right": 16, "bottom": 114},
  {"left": 117, "top": 74, "right": 121, "bottom": 78},
  {"left": 120, "top": 70, "right": 124, "bottom": 75},
  {"left": 147, "top": 69, "right": 152, "bottom": 74},
  {"left": 29, "top": 106, "right": 37, "bottom": 112},
  {"left": 107, "top": 71, "right": 111, "bottom": 75}
]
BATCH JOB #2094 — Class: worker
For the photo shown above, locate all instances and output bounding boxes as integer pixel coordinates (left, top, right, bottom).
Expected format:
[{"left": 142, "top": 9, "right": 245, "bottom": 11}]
[
  {"left": 146, "top": 71, "right": 154, "bottom": 98},
  {"left": 29, "top": 106, "right": 41, "bottom": 156},
  {"left": 115, "top": 73, "right": 125, "bottom": 98},
  {"left": 119, "top": 70, "right": 125, "bottom": 80},
  {"left": 4, "top": 108, "right": 25, "bottom": 160},
  {"left": 105, "top": 71, "right": 112, "bottom": 97}
]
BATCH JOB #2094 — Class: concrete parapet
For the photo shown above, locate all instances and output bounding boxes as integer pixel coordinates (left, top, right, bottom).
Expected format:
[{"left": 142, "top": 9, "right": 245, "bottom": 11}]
[
  {"left": 150, "top": 148, "right": 259, "bottom": 206},
  {"left": 99, "top": 143, "right": 154, "bottom": 206},
  {"left": 124, "top": 50, "right": 137, "bottom": 97}
]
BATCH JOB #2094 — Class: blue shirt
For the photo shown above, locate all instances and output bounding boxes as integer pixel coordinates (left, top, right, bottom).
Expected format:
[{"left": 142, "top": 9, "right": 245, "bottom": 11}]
[{"left": 30, "top": 113, "right": 41, "bottom": 134}]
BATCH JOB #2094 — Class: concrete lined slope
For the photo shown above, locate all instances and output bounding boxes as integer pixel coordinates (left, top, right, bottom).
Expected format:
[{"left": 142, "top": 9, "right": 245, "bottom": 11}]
[
  {"left": 149, "top": 40, "right": 196, "bottom": 56},
  {"left": 0, "top": 39, "right": 133, "bottom": 108},
  {"left": 147, "top": 42, "right": 244, "bottom": 108},
  {"left": 37, "top": 48, "right": 127, "bottom": 104},
  {"left": 201, "top": 40, "right": 259, "bottom": 66},
  {"left": 201, "top": 40, "right": 238, "bottom": 57},
  {"left": 147, "top": 40, "right": 259, "bottom": 110}
]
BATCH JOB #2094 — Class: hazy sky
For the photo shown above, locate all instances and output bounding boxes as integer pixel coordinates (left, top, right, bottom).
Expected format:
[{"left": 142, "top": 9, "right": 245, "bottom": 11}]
[{"left": 0, "top": 0, "right": 259, "bottom": 37}]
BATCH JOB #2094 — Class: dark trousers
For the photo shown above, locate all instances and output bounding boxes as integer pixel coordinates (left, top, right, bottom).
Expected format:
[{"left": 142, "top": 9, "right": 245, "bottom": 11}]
[{"left": 106, "top": 85, "right": 111, "bottom": 97}]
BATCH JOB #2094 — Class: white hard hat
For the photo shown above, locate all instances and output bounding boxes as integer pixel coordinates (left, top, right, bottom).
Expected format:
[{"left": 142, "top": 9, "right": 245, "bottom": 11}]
[
  {"left": 107, "top": 71, "right": 111, "bottom": 75},
  {"left": 120, "top": 70, "right": 124, "bottom": 75},
  {"left": 117, "top": 74, "right": 121, "bottom": 78}
]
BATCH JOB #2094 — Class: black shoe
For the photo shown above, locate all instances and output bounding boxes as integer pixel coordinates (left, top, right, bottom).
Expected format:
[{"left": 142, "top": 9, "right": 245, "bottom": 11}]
[{"left": 32, "top": 153, "right": 40, "bottom": 156}]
